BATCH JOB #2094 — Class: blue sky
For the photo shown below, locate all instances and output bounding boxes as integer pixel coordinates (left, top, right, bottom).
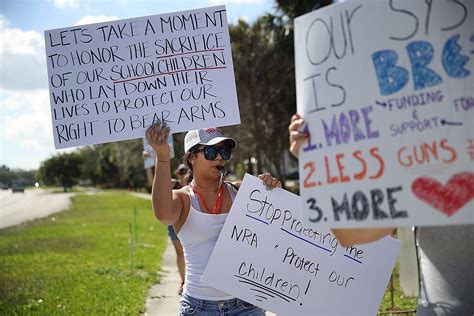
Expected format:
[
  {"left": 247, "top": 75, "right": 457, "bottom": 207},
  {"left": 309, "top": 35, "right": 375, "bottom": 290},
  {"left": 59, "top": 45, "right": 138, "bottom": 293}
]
[{"left": 0, "top": 0, "right": 275, "bottom": 170}]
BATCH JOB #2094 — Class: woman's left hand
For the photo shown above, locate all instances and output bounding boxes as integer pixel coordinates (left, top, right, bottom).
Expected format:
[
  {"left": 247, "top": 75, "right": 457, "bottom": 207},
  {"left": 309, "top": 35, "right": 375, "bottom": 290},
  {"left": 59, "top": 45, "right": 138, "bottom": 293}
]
[
  {"left": 258, "top": 174, "right": 282, "bottom": 190},
  {"left": 289, "top": 113, "right": 308, "bottom": 159}
]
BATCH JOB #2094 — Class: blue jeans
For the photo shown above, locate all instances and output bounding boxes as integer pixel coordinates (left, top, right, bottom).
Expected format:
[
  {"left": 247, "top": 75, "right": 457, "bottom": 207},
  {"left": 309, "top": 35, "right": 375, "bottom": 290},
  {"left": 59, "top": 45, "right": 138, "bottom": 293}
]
[
  {"left": 168, "top": 225, "right": 179, "bottom": 241},
  {"left": 180, "top": 293, "right": 265, "bottom": 316}
]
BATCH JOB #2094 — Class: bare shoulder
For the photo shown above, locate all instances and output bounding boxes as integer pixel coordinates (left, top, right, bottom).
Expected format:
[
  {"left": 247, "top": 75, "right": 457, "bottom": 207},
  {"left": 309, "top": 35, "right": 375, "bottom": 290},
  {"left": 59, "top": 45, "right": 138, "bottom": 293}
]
[
  {"left": 173, "top": 186, "right": 191, "bottom": 232},
  {"left": 173, "top": 186, "right": 191, "bottom": 198},
  {"left": 173, "top": 186, "right": 192, "bottom": 206}
]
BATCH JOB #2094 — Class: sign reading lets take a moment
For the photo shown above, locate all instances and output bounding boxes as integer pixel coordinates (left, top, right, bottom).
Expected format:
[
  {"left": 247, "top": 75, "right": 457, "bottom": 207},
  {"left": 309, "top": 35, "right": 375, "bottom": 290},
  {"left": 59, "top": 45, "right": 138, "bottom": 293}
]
[
  {"left": 44, "top": 6, "right": 240, "bottom": 149},
  {"left": 203, "top": 174, "right": 401, "bottom": 315},
  {"left": 294, "top": 0, "right": 473, "bottom": 228}
]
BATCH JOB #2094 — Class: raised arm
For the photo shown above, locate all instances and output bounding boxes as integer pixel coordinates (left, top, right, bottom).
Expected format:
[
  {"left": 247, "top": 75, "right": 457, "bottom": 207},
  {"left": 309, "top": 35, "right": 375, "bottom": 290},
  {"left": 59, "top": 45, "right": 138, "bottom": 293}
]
[
  {"left": 331, "top": 228, "right": 395, "bottom": 247},
  {"left": 146, "top": 122, "right": 183, "bottom": 225}
]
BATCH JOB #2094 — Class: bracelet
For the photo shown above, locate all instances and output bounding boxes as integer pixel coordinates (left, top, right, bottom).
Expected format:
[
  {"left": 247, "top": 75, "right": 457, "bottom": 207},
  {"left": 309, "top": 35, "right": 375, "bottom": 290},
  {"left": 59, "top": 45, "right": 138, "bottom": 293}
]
[{"left": 157, "top": 159, "right": 170, "bottom": 162}]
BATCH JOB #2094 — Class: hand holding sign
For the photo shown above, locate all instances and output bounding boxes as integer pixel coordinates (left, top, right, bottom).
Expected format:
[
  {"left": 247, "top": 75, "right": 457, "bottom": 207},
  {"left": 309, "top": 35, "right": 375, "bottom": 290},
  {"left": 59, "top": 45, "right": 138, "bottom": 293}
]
[
  {"left": 203, "top": 174, "right": 401, "bottom": 315},
  {"left": 145, "top": 122, "right": 171, "bottom": 160},
  {"left": 288, "top": 113, "right": 308, "bottom": 158}
]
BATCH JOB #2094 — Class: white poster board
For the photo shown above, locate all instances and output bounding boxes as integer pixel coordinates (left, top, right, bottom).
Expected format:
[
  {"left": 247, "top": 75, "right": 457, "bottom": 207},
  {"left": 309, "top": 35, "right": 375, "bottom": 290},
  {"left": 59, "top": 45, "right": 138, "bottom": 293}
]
[
  {"left": 294, "top": 0, "right": 473, "bottom": 228},
  {"left": 142, "top": 137, "right": 174, "bottom": 169},
  {"left": 45, "top": 6, "right": 240, "bottom": 149},
  {"left": 203, "top": 174, "right": 401, "bottom": 315}
]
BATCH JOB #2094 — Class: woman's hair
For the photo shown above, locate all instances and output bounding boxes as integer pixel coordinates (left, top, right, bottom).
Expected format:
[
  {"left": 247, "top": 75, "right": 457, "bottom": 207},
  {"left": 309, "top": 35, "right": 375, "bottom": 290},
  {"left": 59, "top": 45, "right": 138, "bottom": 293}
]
[{"left": 182, "top": 144, "right": 201, "bottom": 184}]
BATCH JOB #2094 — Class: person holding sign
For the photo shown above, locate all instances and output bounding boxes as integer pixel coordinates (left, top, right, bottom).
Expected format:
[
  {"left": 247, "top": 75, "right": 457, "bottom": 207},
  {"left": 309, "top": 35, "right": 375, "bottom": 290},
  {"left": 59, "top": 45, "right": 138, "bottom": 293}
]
[
  {"left": 289, "top": 114, "right": 474, "bottom": 316},
  {"left": 146, "top": 123, "right": 281, "bottom": 315}
]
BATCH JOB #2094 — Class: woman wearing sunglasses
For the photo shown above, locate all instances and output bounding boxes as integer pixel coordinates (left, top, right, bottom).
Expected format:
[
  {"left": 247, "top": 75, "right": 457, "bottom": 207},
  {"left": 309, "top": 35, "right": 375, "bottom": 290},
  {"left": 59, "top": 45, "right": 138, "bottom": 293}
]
[{"left": 146, "top": 123, "right": 281, "bottom": 316}]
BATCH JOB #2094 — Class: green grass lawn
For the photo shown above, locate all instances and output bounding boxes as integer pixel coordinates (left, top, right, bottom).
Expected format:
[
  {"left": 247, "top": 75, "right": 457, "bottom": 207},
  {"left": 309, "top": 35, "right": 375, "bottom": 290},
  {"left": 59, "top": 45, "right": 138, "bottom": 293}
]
[{"left": 0, "top": 191, "right": 168, "bottom": 315}]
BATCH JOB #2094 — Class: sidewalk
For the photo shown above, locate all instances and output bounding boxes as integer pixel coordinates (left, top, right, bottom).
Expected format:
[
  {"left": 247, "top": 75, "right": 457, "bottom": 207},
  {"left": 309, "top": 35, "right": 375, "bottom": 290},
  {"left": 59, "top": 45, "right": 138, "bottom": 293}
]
[
  {"left": 131, "top": 192, "right": 181, "bottom": 315},
  {"left": 142, "top": 239, "right": 182, "bottom": 315}
]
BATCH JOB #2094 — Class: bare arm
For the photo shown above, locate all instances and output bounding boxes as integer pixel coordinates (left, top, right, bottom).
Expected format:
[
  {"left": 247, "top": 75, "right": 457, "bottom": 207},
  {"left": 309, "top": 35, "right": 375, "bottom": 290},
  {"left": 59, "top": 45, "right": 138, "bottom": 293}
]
[
  {"left": 146, "top": 123, "right": 182, "bottom": 225},
  {"left": 331, "top": 228, "right": 395, "bottom": 247}
]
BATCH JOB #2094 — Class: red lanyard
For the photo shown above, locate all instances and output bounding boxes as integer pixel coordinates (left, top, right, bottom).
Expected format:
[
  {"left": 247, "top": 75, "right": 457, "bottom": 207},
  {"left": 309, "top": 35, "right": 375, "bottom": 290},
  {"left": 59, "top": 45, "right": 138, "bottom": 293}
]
[{"left": 193, "top": 184, "right": 224, "bottom": 215}]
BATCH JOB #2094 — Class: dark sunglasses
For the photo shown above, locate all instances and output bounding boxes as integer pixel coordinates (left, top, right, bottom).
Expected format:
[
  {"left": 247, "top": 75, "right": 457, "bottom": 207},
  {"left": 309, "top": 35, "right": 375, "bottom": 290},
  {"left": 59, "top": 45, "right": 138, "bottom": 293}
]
[{"left": 196, "top": 146, "right": 232, "bottom": 160}]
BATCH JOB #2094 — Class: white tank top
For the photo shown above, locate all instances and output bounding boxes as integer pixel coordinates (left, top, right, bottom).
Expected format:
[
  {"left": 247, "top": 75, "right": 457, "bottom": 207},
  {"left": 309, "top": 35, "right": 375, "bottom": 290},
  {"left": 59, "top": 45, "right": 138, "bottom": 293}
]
[{"left": 177, "top": 182, "right": 237, "bottom": 300}]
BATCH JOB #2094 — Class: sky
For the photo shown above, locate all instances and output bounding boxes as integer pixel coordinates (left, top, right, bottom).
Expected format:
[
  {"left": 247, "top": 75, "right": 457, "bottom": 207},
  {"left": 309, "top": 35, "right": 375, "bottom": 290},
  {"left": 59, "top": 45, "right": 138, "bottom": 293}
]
[{"left": 0, "top": 0, "right": 275, "bottom": 170}]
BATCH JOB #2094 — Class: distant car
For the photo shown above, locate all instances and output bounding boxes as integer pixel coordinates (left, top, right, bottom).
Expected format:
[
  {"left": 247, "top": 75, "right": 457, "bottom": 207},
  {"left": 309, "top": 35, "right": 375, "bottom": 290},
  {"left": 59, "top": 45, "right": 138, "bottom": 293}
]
[
  {"left": 0, "top": 183, "right": 9, "bottom": 190},
  {"left": 10, "top": 181, "right": 25, "bottom": 193}
]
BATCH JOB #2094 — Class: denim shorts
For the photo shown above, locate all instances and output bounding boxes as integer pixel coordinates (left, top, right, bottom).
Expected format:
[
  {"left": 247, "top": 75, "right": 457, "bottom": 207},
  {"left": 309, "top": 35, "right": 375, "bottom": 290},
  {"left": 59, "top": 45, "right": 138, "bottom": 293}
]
[
  {"left": 168, "top": 225, "right": 179, "bottom": 241},
  {"left": 180, "top": 293, "right": 265, "bottom": 316}
]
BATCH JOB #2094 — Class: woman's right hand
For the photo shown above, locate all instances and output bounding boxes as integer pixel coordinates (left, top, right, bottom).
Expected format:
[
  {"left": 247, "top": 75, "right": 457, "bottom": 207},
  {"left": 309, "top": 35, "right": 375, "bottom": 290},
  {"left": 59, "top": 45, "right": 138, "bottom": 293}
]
[
  {"left": 288, "top": 113, "right": 308, "bottom": 159},
  {"left": 146, "top": 122, "right": 171, "bottom": 159}
]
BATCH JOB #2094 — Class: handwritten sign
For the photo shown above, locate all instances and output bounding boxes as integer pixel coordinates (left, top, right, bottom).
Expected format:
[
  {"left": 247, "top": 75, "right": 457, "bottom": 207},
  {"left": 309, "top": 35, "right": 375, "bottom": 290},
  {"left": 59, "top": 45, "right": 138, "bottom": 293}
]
[
  {"left": 202, "top": 174, "right": 401, "bottom": 315},
  {"left": 294, "top": 0, "right": 473, "bottom": 228},
  {"left": 44, "top": 6, "right": 240, "bottom": 149},
  {"left": 142, "top": 137, "right": 174, "bottom": 169}
]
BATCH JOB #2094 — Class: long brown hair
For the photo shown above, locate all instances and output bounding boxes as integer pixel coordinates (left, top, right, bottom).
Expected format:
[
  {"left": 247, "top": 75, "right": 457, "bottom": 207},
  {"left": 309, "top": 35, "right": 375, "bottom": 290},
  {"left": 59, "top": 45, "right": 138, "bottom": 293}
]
[{"left": 182, "top": 145, "right": 200, "bottom": 184}]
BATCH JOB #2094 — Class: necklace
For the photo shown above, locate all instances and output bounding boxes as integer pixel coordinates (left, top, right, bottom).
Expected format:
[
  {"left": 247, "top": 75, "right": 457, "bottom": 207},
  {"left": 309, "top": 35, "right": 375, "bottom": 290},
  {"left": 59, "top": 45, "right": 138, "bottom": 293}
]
[
  {"left": 191, "top": 179, "right": 217, "bottom": 192},
  {"left": 192, "top": 184, "right": 224, "bottom": 215}
]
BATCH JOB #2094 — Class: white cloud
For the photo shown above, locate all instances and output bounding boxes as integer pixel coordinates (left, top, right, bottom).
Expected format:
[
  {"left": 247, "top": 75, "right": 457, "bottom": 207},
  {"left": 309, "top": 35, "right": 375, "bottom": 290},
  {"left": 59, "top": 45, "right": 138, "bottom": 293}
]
[
  {"left": 0, "top": 15, "right": 47, "bottom": 91},
  {"left": 2, "top": 90, "right": 51, "bottom": 147},
  {"left": 0, "top": 89, "right": 57, "bottom": 168},
  {"left": 53, "top": 0, "right": 79, "bottom": 9},
  {"left": 75, "top": 15, "right": 119, "bottom": 26},
  {"left": 0, "top": 16, "right": 57, "bottom": 169}
]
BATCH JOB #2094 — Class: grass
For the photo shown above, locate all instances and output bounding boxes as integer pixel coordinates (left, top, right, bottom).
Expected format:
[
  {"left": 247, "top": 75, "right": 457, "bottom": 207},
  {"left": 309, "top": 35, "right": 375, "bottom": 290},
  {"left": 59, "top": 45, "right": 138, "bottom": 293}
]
[
  {"left": 379, "top": 262, "right": 418, "bottom": 314},
  {"left": 0, "top": 191, "right": 168, "bottom": 315}
]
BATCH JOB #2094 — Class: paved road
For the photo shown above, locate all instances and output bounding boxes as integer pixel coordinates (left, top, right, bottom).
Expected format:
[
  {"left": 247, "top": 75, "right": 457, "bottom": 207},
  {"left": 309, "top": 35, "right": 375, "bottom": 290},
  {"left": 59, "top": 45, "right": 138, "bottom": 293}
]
[{"left": 0, "top": 188, "right": 74, "bottom": 229}]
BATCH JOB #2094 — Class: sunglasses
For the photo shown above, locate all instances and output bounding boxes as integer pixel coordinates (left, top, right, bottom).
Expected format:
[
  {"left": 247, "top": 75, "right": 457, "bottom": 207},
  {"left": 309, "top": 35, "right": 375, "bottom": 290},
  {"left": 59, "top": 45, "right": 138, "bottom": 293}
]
[{"left": 196, "top": 146, "right": 232, "bottom": 160}]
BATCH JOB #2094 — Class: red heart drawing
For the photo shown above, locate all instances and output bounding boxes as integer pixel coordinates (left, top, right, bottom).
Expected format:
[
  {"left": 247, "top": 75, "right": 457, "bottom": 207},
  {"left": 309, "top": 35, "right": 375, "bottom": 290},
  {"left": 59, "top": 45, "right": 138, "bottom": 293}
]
[{"left": 411, "top": 172, "right": 474, "bottom": 217}]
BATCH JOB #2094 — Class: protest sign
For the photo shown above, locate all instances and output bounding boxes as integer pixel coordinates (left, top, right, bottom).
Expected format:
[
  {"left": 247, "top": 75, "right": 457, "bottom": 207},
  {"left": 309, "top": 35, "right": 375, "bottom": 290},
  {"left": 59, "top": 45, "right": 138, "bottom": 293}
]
[
  {"left": 294, "top": 0, "right": 473, "bottom": 228},
  {"left": 44, "top": 6, "right": 240, "bottom": 149},
  {"left": 202, "top": 174, "right": 401, "bottom": 315},
  {"left": 142, "top": 136, "right": 174, "bottom": 169}
]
